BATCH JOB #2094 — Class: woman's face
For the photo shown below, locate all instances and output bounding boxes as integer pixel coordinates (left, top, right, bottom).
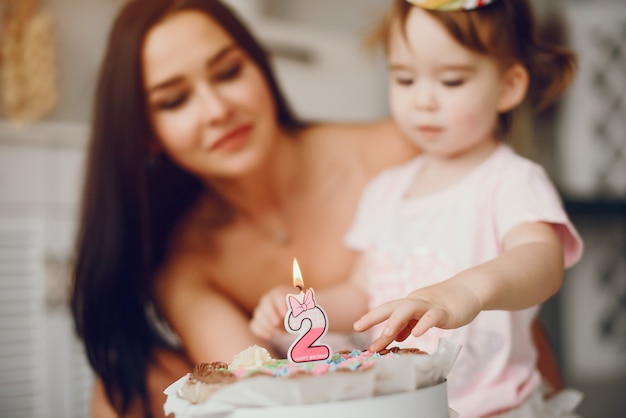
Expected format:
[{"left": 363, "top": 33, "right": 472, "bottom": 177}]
[{"left": 143, "top": 10, "right": 278, "bottom": 179}]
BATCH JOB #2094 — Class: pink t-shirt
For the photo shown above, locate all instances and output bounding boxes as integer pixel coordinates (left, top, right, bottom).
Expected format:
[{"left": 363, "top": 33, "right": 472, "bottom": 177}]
[{"left": 345, "top": 144, "right": 583, "bottom": 418}]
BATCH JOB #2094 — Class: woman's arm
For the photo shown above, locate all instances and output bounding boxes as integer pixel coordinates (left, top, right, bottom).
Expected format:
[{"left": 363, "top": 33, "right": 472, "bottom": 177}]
[{"left": 155, "top": 255, "right": 270, "bottom": 363}]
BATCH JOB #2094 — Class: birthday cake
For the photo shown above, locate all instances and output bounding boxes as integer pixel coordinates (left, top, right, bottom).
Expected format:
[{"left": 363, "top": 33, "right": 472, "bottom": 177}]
[{"left": 163, "top": 340, "right": 461, "bottom": 418}]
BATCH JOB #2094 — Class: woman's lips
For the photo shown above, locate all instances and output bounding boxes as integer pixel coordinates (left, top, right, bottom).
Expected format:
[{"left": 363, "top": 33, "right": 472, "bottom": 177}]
[{"left": 210, "top": 124, "right": 252, "bottom": 151}]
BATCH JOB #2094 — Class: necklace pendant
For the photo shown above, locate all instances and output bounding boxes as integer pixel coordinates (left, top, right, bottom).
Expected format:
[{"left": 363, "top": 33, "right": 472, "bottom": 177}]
[{"left": 274, "top": 230, "right": 290, "bottom": 245}]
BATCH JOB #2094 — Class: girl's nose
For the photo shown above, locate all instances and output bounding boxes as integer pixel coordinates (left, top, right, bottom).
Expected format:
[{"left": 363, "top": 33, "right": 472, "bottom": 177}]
[
  {"left": 197, "top": 84, "right": 232, "bottom": 125},
  {"left": 413, "top": 83, "right": 438, "bottom": 111}
]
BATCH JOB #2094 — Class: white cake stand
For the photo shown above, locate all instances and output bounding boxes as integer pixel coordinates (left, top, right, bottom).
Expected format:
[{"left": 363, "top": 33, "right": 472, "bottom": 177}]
[{"left": 166, "top": 380, "right": 456, "bottom": 418}]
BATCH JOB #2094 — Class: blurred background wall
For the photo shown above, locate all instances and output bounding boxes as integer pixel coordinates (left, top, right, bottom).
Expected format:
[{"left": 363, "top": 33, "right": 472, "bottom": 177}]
[{"left": 0, "top": 0, "right": 624, "bottom": 416}]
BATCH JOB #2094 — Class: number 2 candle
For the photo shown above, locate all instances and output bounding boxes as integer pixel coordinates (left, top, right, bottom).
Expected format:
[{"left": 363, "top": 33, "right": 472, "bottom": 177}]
[{"left": 284, "top": 258, "right": 332, "bottom": 363}]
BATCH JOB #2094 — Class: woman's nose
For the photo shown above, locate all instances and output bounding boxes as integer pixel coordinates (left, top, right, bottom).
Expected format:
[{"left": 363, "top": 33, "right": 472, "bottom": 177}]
[{"left": 197, "top": 84, "right": 232, "bottom": 125}]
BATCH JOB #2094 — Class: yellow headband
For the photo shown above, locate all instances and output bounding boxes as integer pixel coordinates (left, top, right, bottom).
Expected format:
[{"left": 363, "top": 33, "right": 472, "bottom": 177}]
[{"left": 406, "top": 0, "right": 500, "bottom": 11}]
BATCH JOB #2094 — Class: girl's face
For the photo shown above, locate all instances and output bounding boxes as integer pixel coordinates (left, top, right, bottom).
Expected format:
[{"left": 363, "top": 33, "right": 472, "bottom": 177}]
[
  {"left": 388, "top": 8, "right": 516, "bottom": 160},
  {"left": 143, "top": 11, "right": 278, "bottom": 179}
]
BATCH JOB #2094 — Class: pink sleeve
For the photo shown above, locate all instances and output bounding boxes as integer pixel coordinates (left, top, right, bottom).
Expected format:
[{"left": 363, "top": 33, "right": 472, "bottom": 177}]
[{"left": 494, "top": 163, "right": 583, "bottom": 268}]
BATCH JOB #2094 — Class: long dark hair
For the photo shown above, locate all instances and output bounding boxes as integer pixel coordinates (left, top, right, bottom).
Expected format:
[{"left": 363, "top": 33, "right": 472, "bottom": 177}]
[
  {"left": 70, "top": 0, "right": 300, "bottom": 415},
  {"left": 377, "top": 0, "right": 576, "bottom": 135}
]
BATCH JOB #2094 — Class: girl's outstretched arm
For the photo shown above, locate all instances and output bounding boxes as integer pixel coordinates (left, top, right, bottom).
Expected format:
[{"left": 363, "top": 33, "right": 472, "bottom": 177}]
[{"left": 354, "top": 221, "right": 564, "bottom": 352}]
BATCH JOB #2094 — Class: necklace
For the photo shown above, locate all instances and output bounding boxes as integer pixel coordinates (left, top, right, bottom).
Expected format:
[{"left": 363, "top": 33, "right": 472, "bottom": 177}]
[
  {"left": 202, "top": 193, "right": 292, "bottom": 245},
  {"left": 253, "top": 222, "right": 291, "bottom": 245},
  {"left": 272, "top": 229, "right": 291, "bottom": 245},
  {"left": 240, "top": 211, "right": 292, "bottom": 245}
]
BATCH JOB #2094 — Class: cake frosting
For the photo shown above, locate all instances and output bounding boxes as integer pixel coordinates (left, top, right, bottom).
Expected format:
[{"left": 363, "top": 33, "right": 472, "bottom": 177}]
[
  {"left": 179, "top": 344, "right": 430, "bottom": 404},
  {"left": 228, "top": 345, "right": 273, "bottom": 371},
  {"left": 230, "top": 345, "right": 427, "bottom": 378},
  {"left": 179, "top": 362, "right": 236, "bottom": 404},
  {"left": 165, "top": 339, "right": 461, "bottom": 418}
]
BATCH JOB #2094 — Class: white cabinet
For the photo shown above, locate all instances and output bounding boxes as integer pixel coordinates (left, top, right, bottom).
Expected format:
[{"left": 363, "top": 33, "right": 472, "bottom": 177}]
[{"left": 0, "top": 122, "right": 92, "bottom": 418}]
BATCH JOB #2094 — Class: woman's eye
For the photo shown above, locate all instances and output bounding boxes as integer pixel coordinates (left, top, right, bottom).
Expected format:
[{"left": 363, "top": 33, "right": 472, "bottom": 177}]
[
  {"left": 214, "top": 63, "right": 242, "bottom": 82},
  {"left": 155, "top": 94, "right": 188, "bottom": 111},
  {"left": 442, "top": 79, "right": 465, "bottom": 87}
]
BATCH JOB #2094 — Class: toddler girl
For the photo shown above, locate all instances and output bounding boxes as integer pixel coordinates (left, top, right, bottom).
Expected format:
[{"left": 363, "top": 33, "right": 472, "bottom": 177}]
[{"left": 350, "top": 1, "right": 584, "bottom": 416}]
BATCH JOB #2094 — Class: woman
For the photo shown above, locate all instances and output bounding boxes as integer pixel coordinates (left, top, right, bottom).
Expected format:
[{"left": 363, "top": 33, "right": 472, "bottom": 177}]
[
  {"left": 72, "top": 0, "right": 564, "bottom": 417},
  {"left": 71, "top": 0, "right": 413, "bottom": 417}
]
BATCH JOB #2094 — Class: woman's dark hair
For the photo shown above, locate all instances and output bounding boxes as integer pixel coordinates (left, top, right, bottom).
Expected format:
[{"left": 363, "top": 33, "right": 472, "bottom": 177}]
[
  {"left": 375, "top": 0, "right": 577, "bottom": 136},
  {"left": 70, "top": 0, "right": 300, "bottom": 415}
]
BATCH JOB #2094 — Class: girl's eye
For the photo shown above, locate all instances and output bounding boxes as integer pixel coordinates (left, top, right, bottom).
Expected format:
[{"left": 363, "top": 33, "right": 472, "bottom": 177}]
[
  {"left": 214, "top": 62, "right": 242, "bottom": 82},
  {"left": 442, "top": 79, "right": 465, "bottom": 87},
  {"left": 393, "top": 76, "right": 414, "bottom": 86}
]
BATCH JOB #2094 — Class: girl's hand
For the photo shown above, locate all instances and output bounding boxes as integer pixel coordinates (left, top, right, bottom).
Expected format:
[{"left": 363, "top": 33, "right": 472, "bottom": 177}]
[
  {"left": 250, "top": 285, "right": 293, "bottom": 341},
  {"left": 353, "top": 275, "right": 483, "bottom": 352}
]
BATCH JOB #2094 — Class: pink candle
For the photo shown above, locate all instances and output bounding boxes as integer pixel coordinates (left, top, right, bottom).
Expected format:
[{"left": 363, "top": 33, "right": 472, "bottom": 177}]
[{"left": 284, "top": 258, "right": 331, "bottom": 363}]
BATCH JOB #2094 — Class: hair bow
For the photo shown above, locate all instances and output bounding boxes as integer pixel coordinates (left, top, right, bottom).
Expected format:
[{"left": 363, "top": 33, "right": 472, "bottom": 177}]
[
  {"left": 406, "top": 0, "right": 500, "bottom": 11},
  {"left": 288, "top": 288, "right": 317, "bottom": 317}
]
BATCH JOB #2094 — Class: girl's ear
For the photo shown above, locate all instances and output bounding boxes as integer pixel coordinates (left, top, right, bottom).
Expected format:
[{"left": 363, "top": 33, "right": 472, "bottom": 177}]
[{"left": 497, "top": 63, "right": 529, "bottom": 113}]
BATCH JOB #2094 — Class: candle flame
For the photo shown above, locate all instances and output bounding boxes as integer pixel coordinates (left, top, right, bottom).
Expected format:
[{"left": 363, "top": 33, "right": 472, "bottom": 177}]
[{"left": 292, "top": 258, "right": 304, "bottom": 292}]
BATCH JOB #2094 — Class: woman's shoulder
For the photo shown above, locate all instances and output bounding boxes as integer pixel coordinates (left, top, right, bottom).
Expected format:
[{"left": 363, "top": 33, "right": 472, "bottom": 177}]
[
  {"left": 299, "top": 119, "right": 417, "bottom": 175},
  {"left": 301, "top": 119, "right": 407, "bottom": 150}
]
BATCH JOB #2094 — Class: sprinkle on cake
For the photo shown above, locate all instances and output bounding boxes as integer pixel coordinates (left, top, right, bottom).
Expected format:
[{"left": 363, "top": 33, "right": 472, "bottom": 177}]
[{"left": 199, "top": 345, "right": 427, "bottom": 380}]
